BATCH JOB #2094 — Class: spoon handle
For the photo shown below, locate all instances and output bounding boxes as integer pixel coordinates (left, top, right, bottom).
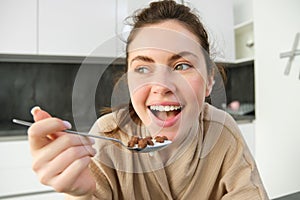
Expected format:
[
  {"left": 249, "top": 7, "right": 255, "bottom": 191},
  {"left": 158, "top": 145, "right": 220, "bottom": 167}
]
[
  {"left": 12, "top": 119, "right": 171, "bottom": 153},
  {"left": 12, "top": 119, "right": 124, "bottom": 145}
]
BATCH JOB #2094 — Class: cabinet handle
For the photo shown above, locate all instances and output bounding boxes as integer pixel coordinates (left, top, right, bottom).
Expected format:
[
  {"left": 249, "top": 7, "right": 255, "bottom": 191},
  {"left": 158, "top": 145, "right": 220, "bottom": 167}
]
[{"left": 279, "top": 32, "right": 300, "bottom": 79}]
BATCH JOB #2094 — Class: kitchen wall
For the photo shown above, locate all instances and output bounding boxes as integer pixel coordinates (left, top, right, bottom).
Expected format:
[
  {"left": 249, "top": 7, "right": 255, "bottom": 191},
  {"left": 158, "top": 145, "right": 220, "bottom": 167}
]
[
  {"left": 225, "top": 61, "right": 254, "bottom": 104},
  {"left": 253, "top": 0, "right": 300, "bottom": 198},
  {"left": 0, "top": 59, "right": 126, "bottom": 137}
]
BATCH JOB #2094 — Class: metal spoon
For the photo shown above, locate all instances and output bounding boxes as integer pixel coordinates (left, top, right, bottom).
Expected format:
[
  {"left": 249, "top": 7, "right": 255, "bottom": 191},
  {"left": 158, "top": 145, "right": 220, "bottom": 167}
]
[{"left": 12, "top": 119, "right": 171, "bottom": 153}]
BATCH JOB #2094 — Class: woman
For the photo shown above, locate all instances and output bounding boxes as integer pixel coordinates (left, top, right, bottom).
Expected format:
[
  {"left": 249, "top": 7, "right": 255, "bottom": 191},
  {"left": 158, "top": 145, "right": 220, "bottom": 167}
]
[{"left": 29, "top": 1, "right": 269, "bottom": 199}]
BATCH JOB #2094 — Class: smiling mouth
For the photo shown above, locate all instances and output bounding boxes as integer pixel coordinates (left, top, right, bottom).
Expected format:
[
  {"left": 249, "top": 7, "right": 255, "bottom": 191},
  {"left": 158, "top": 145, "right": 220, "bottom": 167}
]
[{"left": 148, "top": 105, "right": 182, "bottom": 121}]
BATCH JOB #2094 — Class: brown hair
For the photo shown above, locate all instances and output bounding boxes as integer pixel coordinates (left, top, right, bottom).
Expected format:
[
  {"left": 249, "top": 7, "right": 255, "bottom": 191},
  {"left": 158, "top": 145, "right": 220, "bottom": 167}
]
[
  {"left": 101, "top": 0, "right": 223, "bottom": 127},
  {"left": 126, "top": 0, "right": 210, "bottom": 56}
]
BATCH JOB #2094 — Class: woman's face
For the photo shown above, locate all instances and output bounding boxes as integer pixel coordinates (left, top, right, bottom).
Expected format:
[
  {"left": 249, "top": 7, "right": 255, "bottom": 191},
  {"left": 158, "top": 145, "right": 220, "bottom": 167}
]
[{"left": 127, "top": 20, "right": 213, "bottom": 140}]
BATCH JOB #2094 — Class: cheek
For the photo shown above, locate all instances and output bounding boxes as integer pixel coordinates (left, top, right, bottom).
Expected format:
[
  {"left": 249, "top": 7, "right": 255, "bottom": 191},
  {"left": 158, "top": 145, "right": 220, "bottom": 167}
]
[
  {"left": 130, "top": 85, "right": 150, "bottom": 112},
  {"left": 185, "top": 76, "right": 207, "bottom": 103},
  {"left": 130, "top": 87, "right": 153, "bottom": 125},
  {"left": 131, "top": 88, "right": 148, "bottom": 106}
]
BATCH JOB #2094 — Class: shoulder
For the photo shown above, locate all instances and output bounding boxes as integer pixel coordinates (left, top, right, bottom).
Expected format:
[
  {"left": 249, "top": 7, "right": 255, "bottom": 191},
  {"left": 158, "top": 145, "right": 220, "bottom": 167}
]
[
  {"left": 90, "top": 108, "right": 131, "bottom": 134},
  {"left": 200, "top": 103, "right": 246, "bottom": 158},
  {"left": 202, "top": 103, "right": 242, "bottom": 140},
  {"left": 89, "top": 112, "right": 119, "bottom": 134},
  {"left": 202, "top": 105, "right": 268, "bottom": 199},
  {"left": 201, "top": 103, "right": 256, "bottom": 169},
  {"left": 97, "top": 112, "right": 118, "bottom": 132}
]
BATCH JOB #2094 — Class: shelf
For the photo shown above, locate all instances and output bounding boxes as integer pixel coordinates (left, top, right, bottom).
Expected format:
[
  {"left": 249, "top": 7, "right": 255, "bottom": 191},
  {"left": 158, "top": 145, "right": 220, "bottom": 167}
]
[
  {"left": 234, "top": 20, "right": 254, "bottom": 60},
  {"left": 234, "top": 20, "right": 253, "bottom": 31},
  {"left": 233, "top": 57, "right": 254, "bottom": 64},
  {"left": 216, "top": 57, "right": 254, "bottom": 67}
]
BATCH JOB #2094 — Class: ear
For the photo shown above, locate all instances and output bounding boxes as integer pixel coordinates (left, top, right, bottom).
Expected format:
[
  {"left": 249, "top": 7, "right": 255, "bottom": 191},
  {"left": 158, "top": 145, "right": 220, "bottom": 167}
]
[
  {"left": 205, "top": 68, "right": 215, "bottom": 97},
  {"left": 205, "top": 76, "right": 215, "bottom": 97}
]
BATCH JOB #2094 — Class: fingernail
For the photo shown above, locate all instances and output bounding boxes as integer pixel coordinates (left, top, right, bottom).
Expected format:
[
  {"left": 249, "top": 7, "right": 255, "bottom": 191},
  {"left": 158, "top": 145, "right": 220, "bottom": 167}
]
[
  {"left": 30, "top": 106, "right": 41, "bottom": 116},
  {"left": 62, "top": 120, "right": 72, "bottom": 129},
  {"left": 91, "top": 147, "right": 97, "bottom": 156},
  {"left": 89, "top": 138, "right": 95, "bottom": 144}
]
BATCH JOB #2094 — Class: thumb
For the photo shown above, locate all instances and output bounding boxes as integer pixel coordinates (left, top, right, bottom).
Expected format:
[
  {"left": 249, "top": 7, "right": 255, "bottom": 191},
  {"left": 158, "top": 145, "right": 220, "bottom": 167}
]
[{"left": 31, "top": 106, "right": 52, "bottom": 121}]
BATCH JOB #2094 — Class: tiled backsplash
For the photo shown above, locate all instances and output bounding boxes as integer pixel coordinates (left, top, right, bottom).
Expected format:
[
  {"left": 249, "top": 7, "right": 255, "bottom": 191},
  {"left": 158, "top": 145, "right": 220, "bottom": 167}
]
[
  {"left": 225, "top": 61, "right": 255, "bottom": 104},
  {"left": 0, "top": 61, "right": 126, "bottom": 137}
]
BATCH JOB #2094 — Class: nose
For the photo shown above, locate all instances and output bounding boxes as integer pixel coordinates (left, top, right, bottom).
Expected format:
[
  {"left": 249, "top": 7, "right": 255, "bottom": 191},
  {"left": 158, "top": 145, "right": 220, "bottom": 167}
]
[
  {"left": 151, "top": 84, "right": 173, "bottom": 95},
  {"left": 149, "top": 67, "right": 177, "bottom": 95},
  {"left": 150, "top": 73, "right": 176, "bottom": 95}
]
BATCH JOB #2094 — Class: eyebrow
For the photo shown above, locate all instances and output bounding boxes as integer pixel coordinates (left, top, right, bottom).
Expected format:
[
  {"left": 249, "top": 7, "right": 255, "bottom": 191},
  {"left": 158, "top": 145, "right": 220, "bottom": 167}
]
[
  {"left": 129, "top": 51, "right": 199, "bottom": 66},
  {"left": 169, "top": 51, "right": 199, "bottom": 62},
  {"left": 130, "top": 55, "right": 155, "bottom": 65}
]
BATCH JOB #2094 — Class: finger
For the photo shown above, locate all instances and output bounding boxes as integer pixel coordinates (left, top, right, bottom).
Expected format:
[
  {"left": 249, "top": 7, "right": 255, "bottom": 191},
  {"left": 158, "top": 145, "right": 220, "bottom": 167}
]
[
  {"left": 32, "top": 134, "right": 95, "bottom": 169},
  {"left": 28, "top": 118, "right": 72, "bottom": 151},
  {"left": 50, "top": 145, "right": 96, "bottom": 175},
  {"left": 31, "top": 106, "right": 52, "bottom": 121},
  {"left": 69, "top": 167, "right": 96, "bottom": 195},
  {"left": 35, "top": 145, "right": 96, "bottom": 185},
  {"left": 50, "top": 157, "right": 94, "bottom": 194},
  {"left": 31, "top": 106, "right": 65, "bottom": 140}
]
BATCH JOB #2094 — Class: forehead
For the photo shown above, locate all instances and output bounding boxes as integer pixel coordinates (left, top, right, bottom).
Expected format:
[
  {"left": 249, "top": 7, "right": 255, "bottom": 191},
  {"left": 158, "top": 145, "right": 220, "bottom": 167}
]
[{"left": 127, "top": 21, "right": 205, "bottom": 57}]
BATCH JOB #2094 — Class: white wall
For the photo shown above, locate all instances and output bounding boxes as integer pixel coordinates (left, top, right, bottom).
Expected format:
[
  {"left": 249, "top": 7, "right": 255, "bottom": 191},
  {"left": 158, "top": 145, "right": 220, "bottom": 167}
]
[
  {"left": 233, "top": 0, "right": 253, "bottom": 25},
  {"left": 253, "top": 0, "right": 300, "bottom": 198}
]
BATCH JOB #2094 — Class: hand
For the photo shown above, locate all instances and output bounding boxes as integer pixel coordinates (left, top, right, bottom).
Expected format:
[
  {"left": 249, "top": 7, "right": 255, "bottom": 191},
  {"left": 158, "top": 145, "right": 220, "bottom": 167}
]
[{"left": 28, "top": 106, "right": 96, "bottom": 196}]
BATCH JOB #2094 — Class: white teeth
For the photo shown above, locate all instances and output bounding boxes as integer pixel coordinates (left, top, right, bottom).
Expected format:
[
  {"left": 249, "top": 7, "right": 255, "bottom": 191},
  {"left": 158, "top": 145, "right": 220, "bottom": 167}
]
[{"left": 150, "top": 105, "right": 182, "bottom": 112}]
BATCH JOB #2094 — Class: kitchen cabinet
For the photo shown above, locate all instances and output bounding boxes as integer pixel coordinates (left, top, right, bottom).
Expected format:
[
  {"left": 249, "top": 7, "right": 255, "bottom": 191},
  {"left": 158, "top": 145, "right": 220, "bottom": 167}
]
[
  {"left": 39, "top": 0, "right": 118, "bottom": 57},
  {"left": 48, "top": 0, "right": 236, "bottom": 60},
  {"left": 125, "top": 0, "right": 153, "bottom": 14},
  {"left": 125, "top": 0, "right": 236, "bottom": 62},
  {"left": 4, "top": 192, "right": 64, "bottom": 200},
  {"left": 0, "top": 0, "right": 37, "bottom": 54},
  {"left": 233, "top": 0, "right": 254, "bottom": 63},
  {"left": 234, "top": 20, "right": 254, "bottom": 61},
  {"left": 185, "top": 0, "right": 235, "bottom": 62},
  {"left": 233, "top": 0, "right": 254, "bottom": 62},
  {"left": 0, "top": 0, "right": 122, "bottom": 57},
  {"left": 238, "top": 122, "right": 255, "bottom": 157},
  {"left": 253, "top": 0, "right": 300, "bottom": 198},
  {"left": 0, "top": 140, "right": 64, "bottom": 199},
  {"left": 233, "top": 0, "right": 253, "bottom": 25},
  {"left": 0, "top": 0, "right": 235, "bottom": 60}
]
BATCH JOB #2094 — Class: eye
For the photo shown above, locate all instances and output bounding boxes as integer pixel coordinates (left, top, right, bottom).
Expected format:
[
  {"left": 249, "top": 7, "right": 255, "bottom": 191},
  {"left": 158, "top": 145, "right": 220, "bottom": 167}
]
[
  {"left": 174, "top": 63, "right": 192, "bottom": 71},
  {"left": 134, "top": 66, "right": 150, "bottom": 74}
]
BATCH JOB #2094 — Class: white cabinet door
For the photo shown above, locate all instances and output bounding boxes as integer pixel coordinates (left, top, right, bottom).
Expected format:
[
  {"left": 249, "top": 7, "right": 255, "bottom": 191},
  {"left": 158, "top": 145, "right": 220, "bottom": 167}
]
[
  {"left": 5, "top": 192, "right": 64, "bottom": 200},
  {"left": 239, "top": 122, "right": 255, "bottom": 157},
  {"left": 0, "top": 141, "right": 56, "bottom": 197},
  {"left": 38, "top": 0, "right": 117, "bottom": 57},
  {"left": 116, "top": 0, "right": 154, "bottom": 58},
  {"left": 253, "top": 0, "right": 300, "bottom": 198},
  {"left": 0, "top": 0, "right": 37, "bottom": 54},
  {"left": 185, "top": 0, "right": 235, "bottom": 62},
  {"left": 122, "top": 0, "right": 235, "bottom": 62},
  {"left": 125, "top": 0, "right": 152, "bottom": 14}
]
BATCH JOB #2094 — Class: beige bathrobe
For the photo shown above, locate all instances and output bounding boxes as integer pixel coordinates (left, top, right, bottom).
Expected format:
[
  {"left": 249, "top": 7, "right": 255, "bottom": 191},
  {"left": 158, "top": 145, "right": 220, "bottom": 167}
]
[{"left": 70, "top": 103, "right": 269, "bottom": 200}]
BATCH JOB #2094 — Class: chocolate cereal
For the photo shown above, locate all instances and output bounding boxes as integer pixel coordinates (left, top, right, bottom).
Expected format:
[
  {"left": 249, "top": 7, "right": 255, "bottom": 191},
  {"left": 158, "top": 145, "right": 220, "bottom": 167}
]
[{"left": 127, "top": 135, "right": 168, "bottom": 149}]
